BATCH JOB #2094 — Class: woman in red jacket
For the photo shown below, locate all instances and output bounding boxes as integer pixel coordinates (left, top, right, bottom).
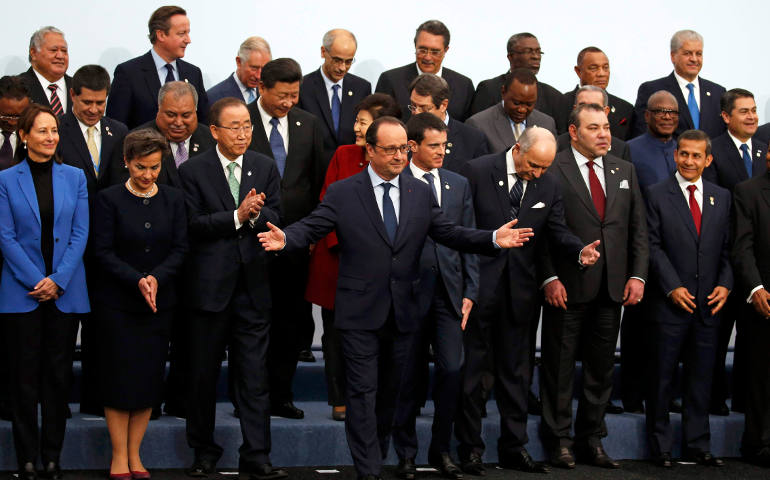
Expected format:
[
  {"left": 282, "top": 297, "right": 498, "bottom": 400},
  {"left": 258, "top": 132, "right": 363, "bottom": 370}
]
[{"left": 306, "top": 93, "right": 400, "bottom": 421}]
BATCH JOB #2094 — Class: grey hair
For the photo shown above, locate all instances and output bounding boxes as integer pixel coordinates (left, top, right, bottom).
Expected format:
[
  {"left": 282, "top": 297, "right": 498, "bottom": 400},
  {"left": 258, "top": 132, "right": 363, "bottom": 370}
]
[
  {"left": 28, "top": 26, "right": 65, "bottom": 62},
  {"left": 518, "top": 126, "right": 555, "bottom": 153},
  {"left": 506, "top": 32, "right": 536, "bottom": 54},
  {"left": 322, "top": 29, "right": 357, "bottom": 51},
  {"left": 238, "top": 36, "right": 272, "bottom": 62},
  {"left": 157, "top": 80, "right": 198, "bottom": 108},
  {"left": 670, "top": 30, "right": 703, "bottom": 52},
  {"left": 575, "top": 85, "right": 608, "bottom": 107},
  {"left": 647, "top": 90, "right": 678, "bottom": 109}
]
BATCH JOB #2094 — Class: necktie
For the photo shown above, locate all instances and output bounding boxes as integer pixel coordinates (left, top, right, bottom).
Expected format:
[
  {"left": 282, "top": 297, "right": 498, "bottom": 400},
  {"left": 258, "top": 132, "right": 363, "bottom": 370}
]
[
  {"left": 586, "top": 159, "right": 606, "bottom": 221},
  {"left": 331, "top": 84, "right": 341, "bottom": 135},
  {"left": 509, "top": 174, "right": 523, "bottom": 219},
  {"left": 423, "top": 171, "right": 439, "bottom": 205},
  {"left": 247, "top": 88, "right": 256, "bottom": 104},
  {"left": 381, "top": 182, "right": 397, "bottom": 243},
  {"left": 686, "top": 83, "right": 699, "bottom": 129},
  {"left": 0, "top": 131, "right": 13, "bottom": 169},
  {"left": 86, "top": 126, "right": 99, "bottom": 173},
  {"left": 269, "top": 117, "right": 287, "bottom": 176},
  {"left": 740, "top": 143, "right": 753, "bottom": 178},
  {"left": 175, "top": 141, "right": 188, "bottom": 168},
  {"left": 227, "top": 162, "right": 240, "bottom": 205},
  {"left": 48, "top": 84, "right": 63, "bottom": 117},
  {"left": 513, "top": 123, "right": 523, "bottom": 141},
  {"left": 164, "top": 64, "right": 175, "bottom": 84},
  {"left": 687, "top": 184, "right": 701, "bottom": 236}
]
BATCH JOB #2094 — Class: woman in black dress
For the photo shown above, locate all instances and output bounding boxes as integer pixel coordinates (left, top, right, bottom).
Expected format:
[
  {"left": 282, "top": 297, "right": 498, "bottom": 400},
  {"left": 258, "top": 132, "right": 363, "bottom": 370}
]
[{"left": 92, "top": 129, "right": 187, "bottom": 479}]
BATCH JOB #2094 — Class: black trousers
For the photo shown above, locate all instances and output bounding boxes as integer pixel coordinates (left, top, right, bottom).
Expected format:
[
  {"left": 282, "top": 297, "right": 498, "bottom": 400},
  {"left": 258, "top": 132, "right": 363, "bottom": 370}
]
[
  {"left": 78, "top": 313, "right": 102, "bottom": 414},
  {"left": 268, "top": 250, "right": 314, "bottom": 405},
  {"left": 741, "top": 310, "right": 770, "bottom": 456},
  {"left": 185, "top": 279, "right": 272, "bottom": 465},
  {"left": 619, "top": 301, "right": 647, "bottom": 408},
  {"left": 2, "top": 303, "right": 79, "bottom": 466},
  {"left": 712, "top": 296, "right": 746, "bottom": 410},
  {"left": 540, "top": 289, "right": 621, "bottom": 450},
  {"left": 321, "top": 308, "right": 346, "bottom": 407},
  {"left": 163, "top": 306, "right": 191, "bottom": 416},
  {"left": 340, "top": 316, "right": 414, "bottom": 477},
  {"left": 456, "top": 272, "right": 533, "bottom": 460}
]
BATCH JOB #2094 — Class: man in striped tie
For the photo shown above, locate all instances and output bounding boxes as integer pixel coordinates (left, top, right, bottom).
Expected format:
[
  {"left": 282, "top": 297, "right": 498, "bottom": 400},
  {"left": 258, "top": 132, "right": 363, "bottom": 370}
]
[{"left": 18, "top": 26, "right": 71, "bottom": 116}]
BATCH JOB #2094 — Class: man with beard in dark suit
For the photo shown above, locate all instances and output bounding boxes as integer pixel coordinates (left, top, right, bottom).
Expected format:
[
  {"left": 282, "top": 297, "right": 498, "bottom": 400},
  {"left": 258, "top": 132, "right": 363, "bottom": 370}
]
[{"left": 18, "top": 26, "right": 71, "bottom": 116}]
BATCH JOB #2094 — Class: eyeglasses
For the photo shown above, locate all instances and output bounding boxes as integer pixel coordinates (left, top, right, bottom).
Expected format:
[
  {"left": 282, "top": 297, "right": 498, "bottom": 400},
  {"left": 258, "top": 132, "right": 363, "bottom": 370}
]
[
  {"left": 509, "top": 48, "right": 544, "bottom": 56},
  {"left": 649, "top": 109, "right": 679, "bottom": 118},
  {"left": 0, "top": 114, "right": 21, "bottom": 121},
  {"left": 374, "top": 144, "right": 410, "bottom": 155},
  {"left": 407, "top": 104, "right": 434, "bottom": 113},
  {"left": 215, "top": 124, "right": 254, "bottom": 134},
  {"left": 416, "top": 47, "right": 445, "bottom": 56},
  {"left": 329, "top": 56, "right": 355, "bottom": 67}
]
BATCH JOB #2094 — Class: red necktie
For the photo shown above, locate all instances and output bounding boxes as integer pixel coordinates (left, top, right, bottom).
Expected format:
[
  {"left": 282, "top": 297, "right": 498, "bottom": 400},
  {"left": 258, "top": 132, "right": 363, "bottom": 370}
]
[
  {"left": 48, "top": 84, "right": 63, "bottom": 117},
  {"left": 586, "top": 159, "right": 605, "bottom": 221},
  {"left": 688, "top": 184, "right": 701, "bottom": 235}
]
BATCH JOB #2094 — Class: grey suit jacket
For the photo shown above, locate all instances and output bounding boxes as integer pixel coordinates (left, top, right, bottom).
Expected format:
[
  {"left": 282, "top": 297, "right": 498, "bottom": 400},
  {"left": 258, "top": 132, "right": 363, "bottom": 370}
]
[{"left": 465, "top": 103, "right": 556, "bottom": 153}]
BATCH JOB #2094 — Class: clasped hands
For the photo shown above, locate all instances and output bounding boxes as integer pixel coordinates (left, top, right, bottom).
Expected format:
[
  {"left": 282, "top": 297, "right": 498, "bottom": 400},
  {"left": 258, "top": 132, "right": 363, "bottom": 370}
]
[
  {"left": 138, "top": 275, "right": 158, "bottom": 313},
  {"left": 28, "top": 277, "right": 60, "bottom": 302},
  {"left": 670, "top": 285, "right": 729, "bottom": 315},
  {"left": 237, "top": 188, "right": 266, "bottom": 223}
]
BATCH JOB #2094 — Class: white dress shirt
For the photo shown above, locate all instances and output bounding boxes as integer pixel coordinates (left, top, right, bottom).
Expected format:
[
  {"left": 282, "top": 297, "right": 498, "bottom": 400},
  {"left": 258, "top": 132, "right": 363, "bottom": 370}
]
[
  {"left": 675, "top": 171, "right": 703, "bottom": 211},
  {"left": 319, "top": 68, "right": 343, "bottom": 109},
  {"left": 416, "top": 63, "right": 443, "bottom": 78},
  {"left": 572, "top": 147, "right": 607, "bottom": 195},
  {"left": 367, "top": 164, "right": 400, "bottom": 221},
  {"left": 673, "top": 71, "right": 700, "bottom": 110},
  {"left": 32, "top": 68, "right": 67, "bottom": 113},
  {"left": 256, "top": 98, "right": 289, "bottom": 151},
  {"left": 151, "top": 47, "right": 178, "bottom": 85},
  {"left": 505, "top": 146, "right": 528, "bottom": 197},
  {"left": 728, "top": 130, "right": 753, "bottom": 159},
  {"left": 409, "top": 161, "right": 442, "bottom": 206}
]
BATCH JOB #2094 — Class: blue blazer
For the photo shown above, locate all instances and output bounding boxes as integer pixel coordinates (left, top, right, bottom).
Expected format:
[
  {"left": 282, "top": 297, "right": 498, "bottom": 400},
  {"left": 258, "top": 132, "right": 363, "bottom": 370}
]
[
  {"left": 0, "top": 160, "right": 90, "bottom": 313},
  {"left": 646, "top": 176, "right": 732, "bottom": 325},
  {"left": 206, "top": 74, "right": 247, "bottom": 105}
]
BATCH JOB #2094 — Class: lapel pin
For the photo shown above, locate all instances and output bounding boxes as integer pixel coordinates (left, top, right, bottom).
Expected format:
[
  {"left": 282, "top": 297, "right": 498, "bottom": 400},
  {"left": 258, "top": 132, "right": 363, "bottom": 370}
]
[
  {"left": 184, "top": 78, "right": 189, "bottom": 83},
  {"left": 757, "top": 151, "right": 762, "bottom": 157},
  {"left": 296, "top": 121, "right": 301, "bottom": 126},
  {"left": 611, "top": 106, "right": 616, "bottom": 113},
  {"left": 446, "top": 149, "right": 451, "bottom": 154},
  {"left": 444, "top": 183, "right": 450, "bottom": 190},
  {"left": 193, "top": 143, "right": 199, "bottom": 152},
  {"left": 348, "top": 90, "right": 353, "bottom": 96},
  {"left": 710, "top": 196, "right": 714, "bottom": 205},
  {"left": 358, "top": 162, "right": 363, "bottom": 167},
  {"left": 447, "top": 142, "right": 453, "bottom": 147},
  {"left": 611, "top": 169, "right": 616, "bottom": 174},
  {"left": 105, "top": 126, "right": 113, "bottom": 136},
  {"left": 498, "top": 180, "right": 504, "bottom": 187},
  {"left": 706, "top": 91, "right": 711, "bottom": 96},
  {"left": 247, "top": 171, "right": 252, "bottom": 176}
]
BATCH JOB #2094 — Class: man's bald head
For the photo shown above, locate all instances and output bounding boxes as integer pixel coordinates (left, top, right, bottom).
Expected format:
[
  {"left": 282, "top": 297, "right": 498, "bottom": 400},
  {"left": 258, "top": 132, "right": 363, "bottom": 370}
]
[
  {"left": 513, "top": 126, "right": 556, "bottom": 180},
  {"left": 321, "top": 28, "right": 358, "bottom": 82}
]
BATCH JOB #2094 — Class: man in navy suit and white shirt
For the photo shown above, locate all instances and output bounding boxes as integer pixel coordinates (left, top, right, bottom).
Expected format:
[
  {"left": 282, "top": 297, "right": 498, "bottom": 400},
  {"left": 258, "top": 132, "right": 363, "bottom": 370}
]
[
  {"left": 630, "top": 30, "right": 725, "bottom": 139},
  {"left": 207, "top": 36, "right": 272, "bottom": 105},
  {"left": 645, "top": 130, "right": 731, "bottom": 468},
  {"left": 298, "top": 29, "right": 371, "bottom": 162},
  {"left": 107, "top": 5, "right": 209, "bottom": 128}
]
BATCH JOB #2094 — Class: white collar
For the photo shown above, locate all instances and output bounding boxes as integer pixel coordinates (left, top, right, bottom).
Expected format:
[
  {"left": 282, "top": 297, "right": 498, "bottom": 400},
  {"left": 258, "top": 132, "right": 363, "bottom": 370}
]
[
  {"left": 727, "top": 129, "right": 752, "bottom": 153},
  {"left": 319, "top": 67, "right": 343, "bottom": 91},
  {"left": 572, "top": 146, "right": 604, "bottom": 169},
  {"left": 151, "top": 47, "right": 177, "bottom": 71},
  {"left": 675, "top": 170, "right": 703, "bottom": 192},
  {"left": 409, "top": 161, "right": 439, "bottom": 181},
  {"left": 216, "top": 145, "right": 243, "bottom": 170},
  {"left": 415, "top": 63, "right": 443, "bottom": 78},
  {"left": 367, "top": 164, "right": 400, "bottom": 189},
  {"left": 673, "top": 71, "right": 699, "bottom": 91}
]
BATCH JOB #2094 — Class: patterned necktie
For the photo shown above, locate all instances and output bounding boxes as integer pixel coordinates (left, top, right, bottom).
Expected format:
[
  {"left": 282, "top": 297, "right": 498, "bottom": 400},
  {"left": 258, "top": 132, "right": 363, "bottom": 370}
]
[
  {"left": 164, "top": 64, "right": 175, "bottom": 84},
  {"left": 586, "top": 159, "right": 606, "bottom": 221},
  {"left": 509, "top": 174, "right": 523, "bottom": 219},
  {"left": 175, "top": 141, "right": 188, "bottom": 168},
  {"left": 0, "top": 131, "right": 13, "bottom": 169},
  {"left": 269, "top": 117, "right": 287, "bottom": 176},
  {"left": 247, "top": 88, "right": 256, "bottom": 104},
  {"left": 740, "top": 143, "right": 753, "bottom": 178},
  {"left": 686, "top": 83, "right": 700, "bottom": 129},
  {"left": 687, "top": 184, "right": 701, "bottom": 235},
  {"left": 48, "top": 84, "right": 63, "bottom": 117},
  {"left": 381, "top": 182, "right": 397, "bottom": 243},
  {"left": 86, "top": 126, "right": 99, "bottom": 174},
  {"left": 423, "top": 171, "right": 439, "bottom": 205},
  {"left": 331, "top": 84, "right": 341, "bottom": 135},
  {"left": 227, "top": 162, "right": 240, "bottom": 205}
]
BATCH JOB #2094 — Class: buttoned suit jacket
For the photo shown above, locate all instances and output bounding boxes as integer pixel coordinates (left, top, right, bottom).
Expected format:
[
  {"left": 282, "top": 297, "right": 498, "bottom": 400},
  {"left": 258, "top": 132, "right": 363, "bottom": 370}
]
[
  {"left": 442, "top": 117, "right": 489, "bottom": 174},
  {"left": 17, "top": 67, "right": 72, "bottom": 112},
  {"left": 466, "top": 103, "right": 556, "bottom": 154},
  {"left": 703, "top": 132, "right": 767, "bottom": 193},
  {"left": 559, "top": 86, "right": 634, "bottom": 140}
]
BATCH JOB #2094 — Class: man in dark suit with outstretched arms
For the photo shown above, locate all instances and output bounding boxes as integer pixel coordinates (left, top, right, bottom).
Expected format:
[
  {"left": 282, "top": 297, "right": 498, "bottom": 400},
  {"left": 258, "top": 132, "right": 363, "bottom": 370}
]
[{"left": 179, "top": 98, "right": 286, "bottom": 480}]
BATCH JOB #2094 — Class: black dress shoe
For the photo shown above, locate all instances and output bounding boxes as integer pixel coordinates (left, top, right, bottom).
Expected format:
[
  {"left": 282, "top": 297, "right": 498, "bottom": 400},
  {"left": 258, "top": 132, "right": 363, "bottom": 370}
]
[
  {"left": 549, "top": 447, "right": 576, "bottom": 469},
  {"left": 428, "top": 452, "right": 463, "bottom": 480},
  {"left": 186, "top": 458, "right": 216, "bottom": 477},
  {"left": 499, "top": 450, "right": 550, "bottom": 473},
  {"left": 65, "top": 405, "right": 72, "bottom": 419},
  {"left": 669, "top": 399, "right": 683, "bottom": 413},
  {"left": 623, "top": 402, "right": 645, "bottom": 414},
  {"left": 297, "top": 349, "right": 316, "bottom": 362},
  {"left": 686, "top": 452, "right": 724, "bottom": 467},
  {"left": 396, "top": 458, "right": 416, "bottom": 480},
  {"left": 654, "top": 453, "right": 672, "bottom": 468},
  {"left": 528, "top": 391, "right": 542, "bottom": 416},
  {"left": 271, "top": 401, "right": 304, "bottom": 419},
  {"left": 606, "top": 402, "right": 624, "bottom": 414},
  {"left": 709, "top": 402, "right": 730, "bottom": 416},
  {"left": 19, "top": 462, "right": 37, "bottom": 480},
  {"left": 576, "top": 445, "right": 620, "bottom": 469},
  {"left": 163, "top": 404, "right": 187, "bottom": 418},
  {"left": 41, "top": 461, "right": 63, "bottom": 480},
  {"left": 460, "top": 452, "right": 485, "bottom": 476},
  {"left": 242, "top": 462, "right": 289, "bottom": 480},
  {"left": 233, "top": 407, "right": 241, "bottom": 419}
]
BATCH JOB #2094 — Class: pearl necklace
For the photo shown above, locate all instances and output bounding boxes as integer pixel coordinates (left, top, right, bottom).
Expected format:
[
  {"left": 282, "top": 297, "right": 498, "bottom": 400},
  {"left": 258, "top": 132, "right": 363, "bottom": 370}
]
[{"left": 125, "top": 179, "right": 156, "bottom": 198}]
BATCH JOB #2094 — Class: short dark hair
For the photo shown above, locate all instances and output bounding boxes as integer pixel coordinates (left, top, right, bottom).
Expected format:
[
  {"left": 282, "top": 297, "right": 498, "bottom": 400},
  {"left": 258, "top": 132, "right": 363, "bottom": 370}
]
[
  {"left": 408, "top": 74, "right": 450, "bottom": 108},
  {"left": 406, "top": 112, "right": 448, "bottom": 144},
  {"left": 365, "top": 116, "right": 405, "bottom": 147},
  {"left": 502, "top": 68, "right": 537, "bottom": 90},
  {"left": 14, "top": 104, "right": 62, "bottom": 164},
  {"left": 355, "top": 93, "right": 401, "bottom": 120},
  {"left": 677, "top": 129, "right": 712, "bottom": 156},
  {"left": 260, "top": 58, "right": 302, "bottom": 89},
  {"left": 0, "top": 75, "right": 29, "bottom": 101},
  {"left": 123, "top": 128, "right": 171, "bottom": 161},
  {"left": 414, "top": 20, "right": 450, "bottom": 48},
  {"left": 720, "top": 88, "right": 754, "bottom": 115},
  {"left": 148, "top": 5, "right": 186, "bottom": 44},
  {"left": 209, "top": 97, "right": 247, "bottom": 126},
  {"left": 71, "top": 65, "right": 111, "bottom": 96},
  {"left": 576, "top": 46, "right": 604, "bottom": 66},
  {"left": 506, "top": 32, "right": 536, "bottom": 54},
  {"left": 568, "top": 103, "right": 605, "bottom": 128}
]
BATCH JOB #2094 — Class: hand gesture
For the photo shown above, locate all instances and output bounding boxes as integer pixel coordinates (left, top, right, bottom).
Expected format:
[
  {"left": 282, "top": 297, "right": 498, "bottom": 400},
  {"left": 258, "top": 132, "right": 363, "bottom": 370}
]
[
  {"left": 237, "top": 189, "right": 261, "bottom": 223},
  {"left": 138, "top": 276, "right": 158, "bottom": 313},
  {"left": 580, "top": 240, "right": 601, "bottom": 266},
  {"left": 461, "top": 298, "right": 474, "bottom": 330},
  {"left": 750, "top": 288, "right": 770, "bottom": 318},
  {"left": 494, "top": 219, "right": 534, "bottom": 248},
  {"left": 622, "top": 278, "right": 645, "bottom": 306},
  {"left": 249, "top": 192, "right": 266, "bottom": 218},
  {"left": 669, "top": 286, "right": 695, "bottom": 313},
  {"left": 544, "top": 279, "right": 568, "bottom": 310},
  {"left": 258, "top": 222, "right": 286, "bottom": 251},
  {"left": 29, "top": 277, "right": 59, "bottom": 302},
  {"left": 706, "top": 286, "right": 729, "bottom": 315}
]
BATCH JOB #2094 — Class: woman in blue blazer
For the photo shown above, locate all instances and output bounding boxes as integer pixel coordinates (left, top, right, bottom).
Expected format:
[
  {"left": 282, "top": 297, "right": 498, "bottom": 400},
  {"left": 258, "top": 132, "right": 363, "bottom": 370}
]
[{"left": 0, "top": 104, "right": 89, "bottom": 480}]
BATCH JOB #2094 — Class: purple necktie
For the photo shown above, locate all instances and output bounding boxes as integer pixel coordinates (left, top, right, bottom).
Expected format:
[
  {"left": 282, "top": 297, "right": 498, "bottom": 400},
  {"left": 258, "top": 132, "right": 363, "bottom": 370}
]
[{"left": 175, "top": 142, "right": 188, "bottom": 167}]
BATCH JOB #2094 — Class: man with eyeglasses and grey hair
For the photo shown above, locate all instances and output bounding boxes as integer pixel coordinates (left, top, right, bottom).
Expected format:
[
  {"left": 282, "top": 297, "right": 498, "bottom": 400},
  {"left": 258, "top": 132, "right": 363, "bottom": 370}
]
[
  {"left": 18, "top": 26, "right": 71, "bottom": 116},
  {"left": 376, "top": 20, "right": 475, "bottom": 122},
  {"left": 207, "top": 36, "right": 272, "bottom": 105},
  {"left": 630, "top": 29, "right": 725, "bottom": 139},
  {"left": 299, "top": 29, "right": 372, "bottom": 163}
]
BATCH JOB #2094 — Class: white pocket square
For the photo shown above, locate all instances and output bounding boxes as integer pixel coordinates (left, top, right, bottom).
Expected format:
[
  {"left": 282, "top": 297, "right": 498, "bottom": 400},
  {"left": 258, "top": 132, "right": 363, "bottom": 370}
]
[
  {"left": 619, "top": 179, "right": 629, "bottom": 189},
  {"left": 532, "top": 202, "right": 546, "bottom": 209}
]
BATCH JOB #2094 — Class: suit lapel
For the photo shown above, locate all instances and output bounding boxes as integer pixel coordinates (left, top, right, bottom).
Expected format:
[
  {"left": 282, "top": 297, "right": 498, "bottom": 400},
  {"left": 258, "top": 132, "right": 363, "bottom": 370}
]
[
  {"left": 492, "top": 153, "right": 512, "bottom": 221},
  {"left": 354, "top": 172, "right": 391, "bottom": 245},
  {"left": 207, "top": 152, "right": 236, "bottom": 210},
  {"left": 141, "top": 52, "right": 162, "bottom": 106},
  {"left": 63, "top": 115, "right": 97, "bottom": 183},
  {"left": 17, "top": 162, "right": 41, "bottom": 225},
  {"left": 700, "top": 181, "right": 717, "bottom": 239},
  {"left": 559, "top": 151, "right": 599, "bottom": 220},
  {"left": 98, "top": 119, "right": 117, "bottom": 178},
  {"left": 493, "top": 105, "right": 515, "bottom": 149},
  {"left": 339, "top": 76, "right": 358, "bottom": 139},
  {"left": 394, "top": 175, "right": 414, "bottom": 249},
  {"left": 52, "top": 162, "right": 64, "bottom": 222},
  {"left": 311, "top": 72, "right": 335, "bottom": 139},
  {"left": 603, "top": 156, "right": 619, "bottom": 214},
  {"left": 752, "top": 141, "right": 766, "bottom": 177},
  {"left": 667, "top": 177, "right": 698, "bottom": 241},
  {"left": 666, "top": 73, "right": 693, "bottom": 129},
  {"left": 762, "top": 186, "right": 770, "bottom": 210},
  {"left": 238, "top": 154, "right": 259, "bottom": 203}
]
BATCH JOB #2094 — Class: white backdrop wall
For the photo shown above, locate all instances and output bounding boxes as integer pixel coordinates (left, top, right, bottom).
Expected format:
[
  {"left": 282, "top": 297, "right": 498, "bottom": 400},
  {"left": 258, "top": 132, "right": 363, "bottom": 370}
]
[{"left": 2, "top": 0, "right": 769, "bottom": 122}]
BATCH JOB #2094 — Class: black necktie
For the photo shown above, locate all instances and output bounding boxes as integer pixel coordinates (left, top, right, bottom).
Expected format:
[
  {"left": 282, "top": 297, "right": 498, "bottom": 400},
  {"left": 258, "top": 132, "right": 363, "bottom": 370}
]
[
  {"left": 0, "top": 131, "right": 13, "bottom": 170},
  {"left": 423, "top": 171, "right": 438, "bottom": 205},
  {"left": 164, "top": 64, "right": 175, "bottom": 84},
  {"left": 381, "top": 182, "right": 397, "bottom": 243},
  {"left": 509, "top": 174, "right": 523, "bottom": 219}
]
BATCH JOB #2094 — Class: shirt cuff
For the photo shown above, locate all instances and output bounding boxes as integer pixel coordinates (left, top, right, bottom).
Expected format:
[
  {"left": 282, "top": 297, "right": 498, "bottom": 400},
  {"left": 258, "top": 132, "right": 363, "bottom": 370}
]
[
  {"left": 748, "top": 285, "right": 764, "bottom": 304},
  {"left": 540, "top": 276, "right": 559, "bottom": 289},
  {"left": 492, "top": 230, "right": 500, "bottom": 248},
  {"left": 630, "top": 276, "right": 646, "bottom": 284},
  {"left": 234, "top": 211, "right": 242, "bottom": 230}
]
